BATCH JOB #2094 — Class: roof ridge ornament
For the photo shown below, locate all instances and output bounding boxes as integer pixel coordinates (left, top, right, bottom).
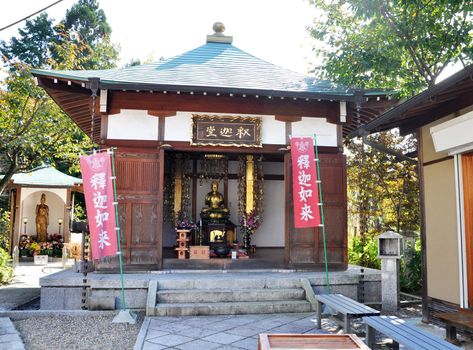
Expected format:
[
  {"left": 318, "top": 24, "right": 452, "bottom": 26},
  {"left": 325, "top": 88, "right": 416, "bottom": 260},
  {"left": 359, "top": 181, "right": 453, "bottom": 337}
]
[{"left": 207, "top": 22, "right": 233, "bottom": 44}]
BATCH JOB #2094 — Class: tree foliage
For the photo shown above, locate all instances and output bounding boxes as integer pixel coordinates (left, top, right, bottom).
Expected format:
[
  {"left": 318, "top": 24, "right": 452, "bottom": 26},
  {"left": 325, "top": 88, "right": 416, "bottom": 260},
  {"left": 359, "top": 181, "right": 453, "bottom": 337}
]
[
  {"left": 0, "top": 62, "right": 89, "bottom": 195},
  {"left": 0, "top": 13, "right": 55, "bottom": 68},
  {"left": 0, "top": 0, "right": 118, "bottom": 195},
  {"left": 0, "top": 0, "right": 118, "bottom": 70},
  {"left": 61, "top": 0, "right": 118, "bottom": 69},
  {"left": 308, "top": 0, "right": 473, "bottom": 96},
  {"left": 346, "top": 131, "right": 419, "bottom": 236}
]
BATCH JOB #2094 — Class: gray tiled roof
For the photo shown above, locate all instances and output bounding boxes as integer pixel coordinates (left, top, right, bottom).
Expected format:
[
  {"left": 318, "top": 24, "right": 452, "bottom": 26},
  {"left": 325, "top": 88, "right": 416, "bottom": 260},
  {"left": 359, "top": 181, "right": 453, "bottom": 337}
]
[{"left": 32, "top": 42, "right": 354, "bottom": 96}]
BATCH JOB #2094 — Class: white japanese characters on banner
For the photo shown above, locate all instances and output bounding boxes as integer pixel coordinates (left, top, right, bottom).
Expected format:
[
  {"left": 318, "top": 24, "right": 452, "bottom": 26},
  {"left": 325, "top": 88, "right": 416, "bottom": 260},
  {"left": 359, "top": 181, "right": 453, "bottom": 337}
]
[
  {"left": 80, "top": 152, "right": 118, "bottom": 259},
  {"left": 290, "top": 136, "right": 321, "bottom": 228}
]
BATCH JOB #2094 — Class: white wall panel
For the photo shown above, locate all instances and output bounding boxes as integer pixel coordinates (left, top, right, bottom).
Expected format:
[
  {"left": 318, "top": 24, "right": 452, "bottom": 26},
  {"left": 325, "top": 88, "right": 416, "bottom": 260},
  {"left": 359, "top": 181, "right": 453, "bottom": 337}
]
[
  {"left": 292, "top": 117, "right": 337, "bottom": 146},
  {"left": 107, "top": 109, "right": 159, "bottom": 140},
  {"left": 262, "top": 116, "right": 285, "bottom": 144}
]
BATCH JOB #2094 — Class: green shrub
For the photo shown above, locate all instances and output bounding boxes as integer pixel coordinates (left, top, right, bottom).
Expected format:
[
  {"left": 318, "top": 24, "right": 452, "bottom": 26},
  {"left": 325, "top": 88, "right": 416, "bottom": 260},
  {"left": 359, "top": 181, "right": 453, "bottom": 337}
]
[
  {"left": 0, "top": 247, "right": 13, "bottom": 284},
  {"left": 348, "top": 235, "right": 381, "bottom": 270},
  {"left": 0, "top": 210, "right": 10, "bottom": 251},
  {"left": 400, "top": 239, "right": 422, "bottom": 294}
]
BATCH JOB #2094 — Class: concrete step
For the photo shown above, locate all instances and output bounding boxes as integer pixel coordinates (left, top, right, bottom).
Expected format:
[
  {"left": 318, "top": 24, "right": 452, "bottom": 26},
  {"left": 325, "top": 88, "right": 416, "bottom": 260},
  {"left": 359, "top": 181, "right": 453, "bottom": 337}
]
[
  {"left": 156, "top": 277, "right": 302, "bottom": 290},
  {"left": 157, "top": 288, "right": 305, "bottom": 303},
  {"left": 153, "top": 300, "right": 312, "bottom": 316}
]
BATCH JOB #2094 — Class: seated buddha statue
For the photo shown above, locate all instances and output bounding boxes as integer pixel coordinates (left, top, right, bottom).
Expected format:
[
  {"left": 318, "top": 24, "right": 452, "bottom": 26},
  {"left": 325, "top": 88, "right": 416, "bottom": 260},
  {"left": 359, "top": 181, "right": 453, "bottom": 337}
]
[{"left": 200, "top": 180, "right": 230, "bottom": 221}]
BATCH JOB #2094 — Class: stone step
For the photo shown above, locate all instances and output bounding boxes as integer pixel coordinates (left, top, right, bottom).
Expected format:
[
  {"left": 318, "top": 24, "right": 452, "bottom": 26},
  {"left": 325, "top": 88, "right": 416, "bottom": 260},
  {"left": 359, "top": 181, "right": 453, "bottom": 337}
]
[
  {"left": 153, "top": 300, "right": 312, "bottom": 316},
  {"left": 156, "top": 277, "right": 302, "bottom": 290},
  {"left": 157, "top": 288, "right": 305, "bottom": 303}
]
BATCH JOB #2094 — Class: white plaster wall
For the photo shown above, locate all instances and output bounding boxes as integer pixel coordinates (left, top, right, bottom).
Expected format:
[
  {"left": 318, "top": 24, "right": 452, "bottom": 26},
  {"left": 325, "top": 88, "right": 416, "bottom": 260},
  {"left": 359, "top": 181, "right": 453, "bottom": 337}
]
[
  {"left": 164, "top": 112, "right": 191, "bottom": 141},
  {"left": 251, "top": 180, "right": 285, "bottom": 247},
  {"left": 107, "top": 109, "right": 159, "bottom": 140},
  {"left": 262, "top": 115, "right": 285, "bottom": 144},
  {"left": 18, "top": 189, "right": 67, "bottom": 243},
  {"left": 430, "top": 110, "right": 473, "bottom": 155},
  {"left": 292, "top": 117, "right": 338, "bottom": 146}
]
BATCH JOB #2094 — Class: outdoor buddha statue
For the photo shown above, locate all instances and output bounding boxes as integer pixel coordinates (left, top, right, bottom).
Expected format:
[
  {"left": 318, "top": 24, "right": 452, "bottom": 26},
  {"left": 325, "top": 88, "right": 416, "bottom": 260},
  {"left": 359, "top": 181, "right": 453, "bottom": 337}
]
[
  {"left": 200, "top": 180, "right": 229, "bottom": 221},
  {"left": 35, "top": 193, "right": 49, "bottom": 242}
]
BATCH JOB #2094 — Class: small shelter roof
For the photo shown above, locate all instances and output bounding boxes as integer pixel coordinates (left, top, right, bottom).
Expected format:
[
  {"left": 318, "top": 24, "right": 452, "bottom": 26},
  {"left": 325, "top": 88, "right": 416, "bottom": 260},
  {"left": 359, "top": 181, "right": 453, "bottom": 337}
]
[
  {"left": 4, "top": 166, "right": 82, "bottom": 188},
  {"left": 349, "top": 64, "right": 473, "bottom": 137}
]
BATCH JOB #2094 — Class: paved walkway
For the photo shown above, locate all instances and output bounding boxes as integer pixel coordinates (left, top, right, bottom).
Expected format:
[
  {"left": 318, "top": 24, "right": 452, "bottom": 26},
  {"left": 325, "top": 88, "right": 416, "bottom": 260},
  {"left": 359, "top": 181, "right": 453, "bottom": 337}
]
[
  {"left": 134, "top": 312, "right": 327, "bottom": 350},
  {"left": 134, "top": 312, "right": 473, "bottom": 350}
]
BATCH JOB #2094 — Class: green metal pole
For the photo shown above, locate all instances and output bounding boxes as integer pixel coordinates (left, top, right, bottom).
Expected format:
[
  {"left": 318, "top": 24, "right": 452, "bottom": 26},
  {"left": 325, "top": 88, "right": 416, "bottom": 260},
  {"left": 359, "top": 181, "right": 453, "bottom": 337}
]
[
  {"left": 110, "top": 147, "right": 127, "bottom": 310},
  {"left": 314, "top": 134, "right": 331, "bottom": 293}
]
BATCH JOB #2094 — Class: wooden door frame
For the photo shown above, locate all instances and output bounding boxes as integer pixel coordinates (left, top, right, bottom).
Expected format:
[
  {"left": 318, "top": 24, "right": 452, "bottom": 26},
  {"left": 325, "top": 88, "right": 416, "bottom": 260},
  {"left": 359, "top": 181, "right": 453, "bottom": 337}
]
[{"left": 462, "top": 152, "right": 473, "bottom": 307}]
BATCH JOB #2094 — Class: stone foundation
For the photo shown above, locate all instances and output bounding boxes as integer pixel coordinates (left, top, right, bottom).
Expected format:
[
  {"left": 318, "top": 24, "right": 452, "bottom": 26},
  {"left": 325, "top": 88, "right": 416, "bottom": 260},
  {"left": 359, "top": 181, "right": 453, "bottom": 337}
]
[{"left": 40, "top": 265, "right": 381, "bottom": 311}]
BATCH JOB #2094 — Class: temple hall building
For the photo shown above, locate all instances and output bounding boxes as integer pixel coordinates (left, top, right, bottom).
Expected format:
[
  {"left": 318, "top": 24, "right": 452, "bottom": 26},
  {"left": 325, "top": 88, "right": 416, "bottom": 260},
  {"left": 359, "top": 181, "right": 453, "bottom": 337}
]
[{"left": 32, "top": 23, "right": 392, "bottom": 271}]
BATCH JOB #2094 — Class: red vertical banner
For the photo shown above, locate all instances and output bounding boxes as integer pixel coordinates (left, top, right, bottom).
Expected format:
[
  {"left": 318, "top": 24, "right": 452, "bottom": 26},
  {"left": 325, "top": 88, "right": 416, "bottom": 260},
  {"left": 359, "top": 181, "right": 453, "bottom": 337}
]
[
  {"left": 80, "top": 152, "right": 118, "bottom": 260},
  {"left": 290, "top": 136, "right": 321, "bottom": 228}
]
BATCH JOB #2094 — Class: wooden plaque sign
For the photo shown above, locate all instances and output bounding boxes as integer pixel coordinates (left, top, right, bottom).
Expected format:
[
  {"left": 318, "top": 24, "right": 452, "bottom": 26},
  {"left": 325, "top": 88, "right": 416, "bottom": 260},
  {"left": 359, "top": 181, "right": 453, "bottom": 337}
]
[{"left": 191, "top": 114, "right": 262, "bottom": 147}]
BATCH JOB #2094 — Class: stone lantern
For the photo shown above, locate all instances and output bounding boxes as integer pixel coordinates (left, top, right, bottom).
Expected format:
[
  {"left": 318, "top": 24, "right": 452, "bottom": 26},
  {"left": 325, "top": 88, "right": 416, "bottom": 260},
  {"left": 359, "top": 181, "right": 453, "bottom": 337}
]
[{"left": 377, "top": 231, "right": 403, "bottom": 311}]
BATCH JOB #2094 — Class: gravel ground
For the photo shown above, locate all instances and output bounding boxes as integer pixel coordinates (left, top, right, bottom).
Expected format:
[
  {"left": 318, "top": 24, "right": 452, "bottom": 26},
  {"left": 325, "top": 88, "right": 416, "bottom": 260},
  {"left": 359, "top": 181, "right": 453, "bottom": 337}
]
[{"left": 13, "top": 313, "right": 144, "bottom": 350}]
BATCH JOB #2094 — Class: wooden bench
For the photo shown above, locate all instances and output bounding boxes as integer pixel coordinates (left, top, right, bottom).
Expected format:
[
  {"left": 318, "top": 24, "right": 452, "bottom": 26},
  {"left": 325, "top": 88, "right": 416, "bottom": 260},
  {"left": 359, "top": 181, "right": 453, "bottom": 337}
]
[
  {"left": 434, "top": 309, "right": 473, "bottom": 344},
  {"left": 258, "top": 333, "right": 370, "bottom": 350},
  {"left": 363, "top": 315, "right": 461, "bottom": 350},
  {"left": 314, "top": 293, "right": 380, "bottom": 333}
]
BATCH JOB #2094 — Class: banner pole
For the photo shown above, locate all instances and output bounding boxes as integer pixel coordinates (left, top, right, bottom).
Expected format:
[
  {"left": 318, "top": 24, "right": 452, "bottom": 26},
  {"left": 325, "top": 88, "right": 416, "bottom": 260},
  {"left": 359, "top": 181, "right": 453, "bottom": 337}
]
[
  {"left": 109, "top": 148, "right": 127, "bottom": 309},
  {"left": 109, "top": 148, "right": 136, "bottom": 324},
  {"left": 313, "top": 134, "right": 331, "bottom": 293}
]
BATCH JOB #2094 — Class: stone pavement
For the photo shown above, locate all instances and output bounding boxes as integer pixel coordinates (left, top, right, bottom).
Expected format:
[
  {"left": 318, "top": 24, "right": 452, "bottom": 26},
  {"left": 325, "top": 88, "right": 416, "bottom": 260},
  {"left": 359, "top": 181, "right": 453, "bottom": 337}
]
[
  {"left": 0, "top": 317, "right": 25, "bottom": 349},
  {"left": 134, "top": 312, "right": 473, "bottom": 350},
  {"left": 0, "top": 259, "right": 66, "bottom": 350},
  {"left": 134, "top": 312, "right": 329, "bottom": 350}
]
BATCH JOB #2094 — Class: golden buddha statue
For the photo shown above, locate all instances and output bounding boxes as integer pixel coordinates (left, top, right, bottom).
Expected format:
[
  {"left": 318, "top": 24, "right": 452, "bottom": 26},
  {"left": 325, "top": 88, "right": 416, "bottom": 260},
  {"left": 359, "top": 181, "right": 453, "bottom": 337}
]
[
  {"left": 35, "top": 193, "right": 49, "bottom": 242},
  {"left": 200, "top": 180, "right": 229, "bottom": 221}
]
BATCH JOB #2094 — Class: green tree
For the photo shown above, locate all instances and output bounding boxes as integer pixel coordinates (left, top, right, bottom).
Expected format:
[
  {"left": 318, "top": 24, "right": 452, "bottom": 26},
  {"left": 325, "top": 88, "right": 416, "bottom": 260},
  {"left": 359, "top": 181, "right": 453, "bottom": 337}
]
[
  {"left": 0, "top": 13, "right": 56, "bottom": 68},
  {"left": 0, "top": 0, "right": 118, "bottom": 196},
  {"left": 308, "top": 0, "right": 473, "bottom": 96},
  {"left": 346, "top": 131, "right": 419, "bottom": 238},
  {"left": 0, "top": 62, "right": 89, "bottom": 195},
  {"left": 1, "top": 0, "right": 118, "bottom": 71},
  {"left": 61, "top": 0, "right": 118, "bottom": 69}
]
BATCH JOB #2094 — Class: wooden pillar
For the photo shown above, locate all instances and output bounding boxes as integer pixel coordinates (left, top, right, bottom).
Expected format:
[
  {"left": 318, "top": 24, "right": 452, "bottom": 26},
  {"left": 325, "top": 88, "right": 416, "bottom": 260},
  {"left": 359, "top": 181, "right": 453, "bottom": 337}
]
[
  {"left": 14, "top": 187, "right": 21, "bottom": 250},
  {"left": 8, "top": 190, "right": 15, "bottom": 254},
  {"left": 156, "top": 147, "right": 165, "bottom": 269},
  {"left": 284, "top": 152, "right": 292, "bottom": 266}
]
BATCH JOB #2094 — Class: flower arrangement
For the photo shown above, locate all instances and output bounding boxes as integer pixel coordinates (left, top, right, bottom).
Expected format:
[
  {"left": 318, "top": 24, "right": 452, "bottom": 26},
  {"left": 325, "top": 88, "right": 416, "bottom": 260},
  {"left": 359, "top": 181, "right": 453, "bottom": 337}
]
[
  {"left": 29, "top": 242, "right": 40, "bottom": 255},
  {"left": 40, "top": 242, "right": 53, "bottom": 255},
  {"left": 18, "top": 234, "right": 63, "bottom": 257},
  {"left": 240, "top": 209, "right": 262, "bottom": 234},
  {"left": 19, "top": 235, "right": 36, "bottom": 256},
  {"left": 48, "top": 234, "right": 64, "bottom": 254},
  {"left": 175, "top": 210, "right": 197, "bottom": 231}
]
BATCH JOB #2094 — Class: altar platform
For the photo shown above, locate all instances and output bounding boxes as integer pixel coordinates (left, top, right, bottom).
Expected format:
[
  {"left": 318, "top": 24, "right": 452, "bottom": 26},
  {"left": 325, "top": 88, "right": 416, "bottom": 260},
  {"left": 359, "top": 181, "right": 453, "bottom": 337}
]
[
  {"left": 39, "top": 265, "right": 381, "bottom": 314},
  {"left": 162, "top": 248, "right": 346, "bottom": 271}
]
